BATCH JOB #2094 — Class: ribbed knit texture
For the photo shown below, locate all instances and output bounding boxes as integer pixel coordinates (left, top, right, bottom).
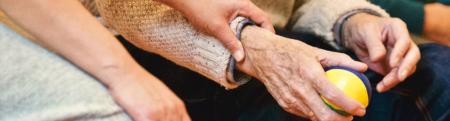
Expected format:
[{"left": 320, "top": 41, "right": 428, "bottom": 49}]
[
  {"left": 93, "top": 0, "right": 390, "bottom": 88},
  {"left": 95, "top": 0, "right": 243, "bottom": 89}
]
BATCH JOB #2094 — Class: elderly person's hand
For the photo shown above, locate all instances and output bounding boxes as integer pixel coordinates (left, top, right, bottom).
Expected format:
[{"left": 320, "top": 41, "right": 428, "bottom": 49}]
[
  {"left": 342, "top": 13, "right": 421, "bottom": 92},
  {"left": 159, "top": 0, "right": 274, "bottom": 62},
  {"left": 237, "top": 26, "right": 368, "bottom": 121},
  {"left": 424, "top": 3, "right": 450, "bottom": 46}
]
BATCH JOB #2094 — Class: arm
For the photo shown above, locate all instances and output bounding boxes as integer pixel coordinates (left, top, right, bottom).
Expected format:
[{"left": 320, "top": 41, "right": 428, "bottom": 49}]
[
  {"left": 289, "top": 0, "right": 389, "bottom": 49},
  {"left": 157, "top": 0, "right": 274, "bottom": 62},
  {"left": 97, "top": 1, "right": 369, "bottom": 120},
  {"left": 0, "top": 0, "right": 189, "bottom": 121},
  {"left": 237, "top": 26, "right": 368, "bottom": 120},
  {"left": 290, "top": 0, "right": 420, "bottom": 92}
]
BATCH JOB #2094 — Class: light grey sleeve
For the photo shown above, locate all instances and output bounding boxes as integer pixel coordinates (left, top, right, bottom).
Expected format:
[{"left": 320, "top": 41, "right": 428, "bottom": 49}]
[{"left": 289, "top": 0, "right": 389, "bottom": 50}]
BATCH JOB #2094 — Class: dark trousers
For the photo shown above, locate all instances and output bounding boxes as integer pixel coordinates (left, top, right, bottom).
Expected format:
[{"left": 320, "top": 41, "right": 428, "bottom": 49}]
[{"left": 117, "top": 30, "right": 450, "bottom": 121}]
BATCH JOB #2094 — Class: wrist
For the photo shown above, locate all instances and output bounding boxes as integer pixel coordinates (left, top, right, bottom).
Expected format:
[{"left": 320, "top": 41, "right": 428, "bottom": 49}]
[
  {"left": 94, "top": 58, "right": 155, "bottom": 88},
  {"left": 236, "top": 26, "right": 281, "bottom": 78},
  {"left": 235, "top": 26, "right": 262, "bottom": 78},
  {"left": 335, "top": 10, "right": 383, "bottom": 48}
]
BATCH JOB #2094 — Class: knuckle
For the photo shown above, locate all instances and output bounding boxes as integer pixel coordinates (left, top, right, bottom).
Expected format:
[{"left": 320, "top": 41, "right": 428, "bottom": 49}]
[
  {"left": 322, "top": 88, "right": 339, "bottom": 100},
  {"left": 240, "top": 0, "right": 252, "bottom": 8},
  {"left": 140, "top": 106, "right": 165, "bottom": 119},
  {"left": 175, "top": 99, "right": 186, "bottom": 109},
  {"left": 391, "top": 18, "right": 406, "bottom": 26},
  {"left": 335, "top": 52, "right": 351, "bottom": 60},
  {"left": 278, "top": 100, "right": 289, "bottom": 109},
  {"left": 222, "top": 39, "right": 238, "bottom": 49}
]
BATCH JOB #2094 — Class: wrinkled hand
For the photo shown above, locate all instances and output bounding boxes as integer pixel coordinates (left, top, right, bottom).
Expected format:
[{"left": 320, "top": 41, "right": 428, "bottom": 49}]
[
  {"left": 342, "top": 13, "right": 421, "bottom": 92},
  {"left": 237, "top": 26, "right": 368, "bottom": 121},
  {"left": 107, "top": 68, "right": 190, "bottom": 121},
  {"left": 159, "top": 0, "right": 274, "bottom": 61},
  {"left": 424, "top": 3, "right": 450, "bottom": 46}
]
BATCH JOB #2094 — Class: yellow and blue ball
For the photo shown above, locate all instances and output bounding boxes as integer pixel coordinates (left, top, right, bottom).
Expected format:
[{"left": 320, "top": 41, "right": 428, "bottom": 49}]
[{"left": 321, "top": 66, "right": 372, "bottom": 115}]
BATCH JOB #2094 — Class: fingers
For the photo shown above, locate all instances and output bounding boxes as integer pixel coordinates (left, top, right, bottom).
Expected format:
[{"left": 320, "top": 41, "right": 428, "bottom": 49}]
[
  {"left": 210, "top": 20, "right": 245, "bottom": 61},
  {"left": 282, "top": 93, "right": 314, "bottom": 118},
  {"left": 376, "top": 68, "right": 399, "bottom": 92},
  {"left": 238, "top": 1, "right": 275, "bottom": 32},
  {"left": 181, "top": 105, "right": 192, "bottom": 121},
  {"left": 387, "top": 18, "right": 411, "bottom": 68},
  {"left": 312, "top": 69, "right": 366, "bottom": 117},
  {"left": 378, "top": 43, "right": 419, "bottom": 93},
  {"left": 397, "top": 43, "right": 420, "bottom": 81},
  {"left": 319, "top": 51, "right": 368, "bottom": 72},
  {"left": 295, "top": 76, "right": 355, "bottom": 121},
  {"left": 364, "top": 30, "right": 387, "bottom": 62},
  {"left": 173, "top": 100, "right": 191, "bottom": 121},
  {"left": 297, "top": 62, "right": 366, "bottom": 118}
]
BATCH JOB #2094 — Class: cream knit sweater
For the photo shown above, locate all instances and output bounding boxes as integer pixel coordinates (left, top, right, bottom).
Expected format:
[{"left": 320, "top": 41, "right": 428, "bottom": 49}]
[{"left": 92, "top": 0, "right": 388, "bottom": 89}]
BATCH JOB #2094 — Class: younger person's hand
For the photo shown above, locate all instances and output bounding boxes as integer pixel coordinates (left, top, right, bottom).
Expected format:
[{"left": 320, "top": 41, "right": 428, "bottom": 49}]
[{"left": 159, "top": 0, "right": 274, "bottom": 62}]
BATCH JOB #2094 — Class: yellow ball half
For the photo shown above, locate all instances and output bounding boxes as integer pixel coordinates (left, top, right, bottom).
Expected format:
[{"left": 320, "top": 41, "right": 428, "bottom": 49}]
[{"left": 321, "top": 66, "right": 372, "bottom": 115}]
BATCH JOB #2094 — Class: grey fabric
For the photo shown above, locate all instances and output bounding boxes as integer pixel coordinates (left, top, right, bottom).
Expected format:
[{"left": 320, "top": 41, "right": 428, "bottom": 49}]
[{"left": 0, "top": 23, "right": 131, "bottom": 121}]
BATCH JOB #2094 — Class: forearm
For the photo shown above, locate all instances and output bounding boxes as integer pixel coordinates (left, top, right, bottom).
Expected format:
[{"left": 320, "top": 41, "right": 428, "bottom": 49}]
[{"left": 0, "top": 0, "right": 153, "bottom": 85}]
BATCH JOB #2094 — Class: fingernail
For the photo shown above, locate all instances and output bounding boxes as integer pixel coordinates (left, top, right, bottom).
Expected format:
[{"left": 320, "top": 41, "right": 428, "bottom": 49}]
[
  {"left": 233, "top": 49, "right": 244, "bottom": 62},
  {"left": 356, "top": 109, "right": 366, "bottom": 116},
  {"left": 308, "top": 111, "right": 314, "bottom": 117},
  {"left": 376, "top": 83, "right": 384, "bottom": 92},
  {"left": 399, "top": 70, "right": 408, "bottom": 81},
  {"left": 391, "top": 59, "right": 399, "bottom": 67}
]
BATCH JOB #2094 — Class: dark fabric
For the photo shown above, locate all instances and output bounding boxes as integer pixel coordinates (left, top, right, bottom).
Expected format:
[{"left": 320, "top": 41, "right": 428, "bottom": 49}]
[
  {"left": 370, "top": 0, "right": 450, "bottom": 35},
  {"left": 354, "top": 44, "right": 450, "bottom": 121},
  {"left": 438, "top": 0, "right": 450, "bottom": 5},
  {"left": 370, "top": 0, "right": 425, "bottom": 34},
  {"left": 117, "top": 29, "right": 450, "bottom": 121}
]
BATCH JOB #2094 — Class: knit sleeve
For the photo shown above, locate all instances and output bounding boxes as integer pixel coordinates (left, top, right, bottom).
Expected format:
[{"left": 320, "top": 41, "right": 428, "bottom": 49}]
[
  {"left": 95, "top": 0, "right": 246, "bottom": 89},
  {"left": 289, "top": 0, "right": 389, "bottom": 50}
]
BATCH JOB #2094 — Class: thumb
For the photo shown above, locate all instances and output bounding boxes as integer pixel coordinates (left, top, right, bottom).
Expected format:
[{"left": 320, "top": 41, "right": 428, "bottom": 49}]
[
  {"left": 238, "top": 1, "right": 275, "bottom": 32},
  {"left": 211, "top": 22, "right": 245, "bottom": 62},
  {"left": 319, "top": 51, "right": 368, "bottom": 72}
]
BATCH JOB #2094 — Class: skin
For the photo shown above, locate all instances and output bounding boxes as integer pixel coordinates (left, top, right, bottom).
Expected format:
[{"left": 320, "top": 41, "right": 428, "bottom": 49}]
[
  {"left": 424, "top": 3, "right": 450, "bottom": 46},
  {"left": 234, "top": 13, "right": 421, "bottom": 120},
  {"left": 342, "top": 13, "right": 421, "bottom": 93},
  {"left": 1, "top": 0, "right": 421, "bottom": 121},
  {"left": 159, "top": 0, "right": 274, "bottom": 62},
  {"left": 237, "top": 26, "right": 368, "bottom": 121},
  {"left": 0, "top": 0, "right": 189, "bottom": 121}
]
